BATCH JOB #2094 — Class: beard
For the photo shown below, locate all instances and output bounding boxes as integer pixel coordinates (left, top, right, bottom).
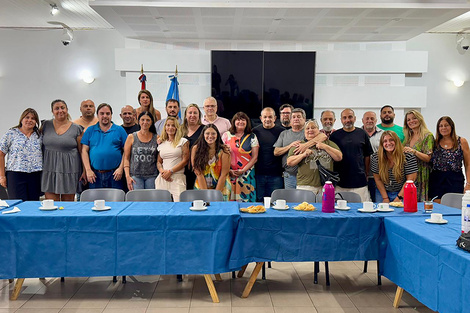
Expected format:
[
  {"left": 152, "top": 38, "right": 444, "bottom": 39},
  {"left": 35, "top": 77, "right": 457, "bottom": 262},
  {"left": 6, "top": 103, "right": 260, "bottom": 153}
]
[
  {"left": 323, "top": 125, "right": 333, "bottom": 132},
  {"left": 343, "top": 123, "right": 354, "bottom": 130},
  {"left": 381, "top": 117, "right": 394, "bottom": 125}
]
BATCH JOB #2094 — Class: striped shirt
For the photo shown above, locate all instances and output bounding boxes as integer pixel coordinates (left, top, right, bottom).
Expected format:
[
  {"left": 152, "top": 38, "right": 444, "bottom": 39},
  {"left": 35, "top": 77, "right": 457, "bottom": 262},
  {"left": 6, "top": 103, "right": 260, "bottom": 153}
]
[{"left": 370, "top": 152, "right": 418, "bottom": 192}]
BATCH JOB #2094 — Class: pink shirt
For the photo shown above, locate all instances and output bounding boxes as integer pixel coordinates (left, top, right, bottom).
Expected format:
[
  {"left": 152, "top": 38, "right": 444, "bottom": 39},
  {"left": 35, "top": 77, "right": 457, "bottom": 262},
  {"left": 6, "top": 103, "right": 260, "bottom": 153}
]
[{"left": 202, "top": 115, "right": 231, "bottom": 135}]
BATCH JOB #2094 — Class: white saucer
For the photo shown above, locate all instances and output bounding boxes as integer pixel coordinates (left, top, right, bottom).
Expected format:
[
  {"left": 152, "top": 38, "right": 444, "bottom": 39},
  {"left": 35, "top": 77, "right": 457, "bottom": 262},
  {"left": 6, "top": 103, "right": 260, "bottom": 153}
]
[
  {"left": 425, "top": 218, "right": 448, "bottom": 224},
  {"left": 272, "top": 205, "right": 289, "bottom": 210},
  {"left": 92, "top": 206, "right": 111, "bottom": 211},
  {"left": 335, "top": 206, "right": 350, "bottom": 211},
  {"left": 358, "top": 208, "right": 377, "bottom": 213},
  {"left": 39, "top": 206, "right": 58, "bottom": 211},
  {"left": 377, "top": 208, "right": 395, "bottom": 212},
  {"left": 190, "top": 206, "right": 207, "bottom": 211}
]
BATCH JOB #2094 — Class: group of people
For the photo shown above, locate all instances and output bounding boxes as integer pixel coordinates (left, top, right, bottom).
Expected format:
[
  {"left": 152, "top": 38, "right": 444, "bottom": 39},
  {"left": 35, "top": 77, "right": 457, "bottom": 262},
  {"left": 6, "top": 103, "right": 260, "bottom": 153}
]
[{"left": 0, "top": 90, "right": 468, "bottom": 204}]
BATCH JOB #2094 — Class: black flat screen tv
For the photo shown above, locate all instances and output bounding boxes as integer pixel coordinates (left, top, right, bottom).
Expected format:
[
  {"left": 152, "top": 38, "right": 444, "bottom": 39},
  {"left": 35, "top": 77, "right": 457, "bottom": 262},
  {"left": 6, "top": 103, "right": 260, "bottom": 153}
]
[{"left": 211, "top": 51, "right": 315, "bottom": 121}]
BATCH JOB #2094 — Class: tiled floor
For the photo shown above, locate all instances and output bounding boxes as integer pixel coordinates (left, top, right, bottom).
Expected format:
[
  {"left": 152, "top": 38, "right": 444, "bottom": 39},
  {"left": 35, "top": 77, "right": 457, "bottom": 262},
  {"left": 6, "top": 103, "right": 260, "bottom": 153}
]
[{"left": 0, "top": 261, "right": 435, "bottom": 313}]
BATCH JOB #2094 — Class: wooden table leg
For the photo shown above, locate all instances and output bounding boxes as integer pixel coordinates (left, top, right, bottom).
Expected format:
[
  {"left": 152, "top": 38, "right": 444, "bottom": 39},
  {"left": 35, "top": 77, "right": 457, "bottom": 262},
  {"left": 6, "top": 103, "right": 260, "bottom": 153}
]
[
  {"left": 214, "top": 274, "right": 223, "bottom": 281},
  {"left": 10, "top": 278, "right": 25, "bottom": 300},
  {"left": 393, "top": 286, "right": 404, "bottom": 308},
  {"left": 241, "top": 262, "right": 264, "bottom": 298},
  {"left": 237, "top": 264, "right": 248, "bottom": 278},
  {"left": 204, "top": 274, "right": 220, "bottom": 303}
]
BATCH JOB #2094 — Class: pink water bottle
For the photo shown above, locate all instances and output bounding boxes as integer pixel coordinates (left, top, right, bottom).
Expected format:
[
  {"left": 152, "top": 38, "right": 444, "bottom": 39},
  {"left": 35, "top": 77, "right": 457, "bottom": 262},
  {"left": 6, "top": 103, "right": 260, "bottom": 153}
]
[
  {"left": 403, "top": 180, "right": 417, "bottom": 213},
  {"left": 322, "top": 181, "right": 335, "bottom": 213}
]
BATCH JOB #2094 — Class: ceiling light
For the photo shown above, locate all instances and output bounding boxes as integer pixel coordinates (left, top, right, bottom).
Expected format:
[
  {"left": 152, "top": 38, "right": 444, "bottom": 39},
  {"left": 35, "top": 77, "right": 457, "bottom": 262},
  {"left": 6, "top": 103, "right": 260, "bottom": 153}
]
[
  {"left": 80, "top": 70, "right": 95, "bottom": 84},
  {"left": 453, "top": 79, "right": 465, "bottom": 87},
  {"left": 50, "top": 4, "right": 59, "bottom": 16}
]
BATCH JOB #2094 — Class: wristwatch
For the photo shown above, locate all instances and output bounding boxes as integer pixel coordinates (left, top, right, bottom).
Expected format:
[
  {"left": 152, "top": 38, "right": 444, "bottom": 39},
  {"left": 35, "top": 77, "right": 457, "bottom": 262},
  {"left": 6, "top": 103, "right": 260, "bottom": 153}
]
[{"left": 397, "top": 195, "right": 403, "bottom": 201}]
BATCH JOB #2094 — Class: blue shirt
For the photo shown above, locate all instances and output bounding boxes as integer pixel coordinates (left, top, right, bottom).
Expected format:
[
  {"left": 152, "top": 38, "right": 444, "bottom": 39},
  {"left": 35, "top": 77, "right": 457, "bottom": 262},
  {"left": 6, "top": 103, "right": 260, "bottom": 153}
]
[
  {"left": 0, "top": 128, "right": 43, "bottom": 172},
  {"left": 81, "top": 123, "right": 127, "bottom": 170}
]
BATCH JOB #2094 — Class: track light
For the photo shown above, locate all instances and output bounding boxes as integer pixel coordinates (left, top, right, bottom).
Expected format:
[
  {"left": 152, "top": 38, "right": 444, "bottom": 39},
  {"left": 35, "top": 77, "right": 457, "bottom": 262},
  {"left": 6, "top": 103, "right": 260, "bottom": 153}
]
[{"left": 50, "top": 4, "right": 59, "bottom": 16}]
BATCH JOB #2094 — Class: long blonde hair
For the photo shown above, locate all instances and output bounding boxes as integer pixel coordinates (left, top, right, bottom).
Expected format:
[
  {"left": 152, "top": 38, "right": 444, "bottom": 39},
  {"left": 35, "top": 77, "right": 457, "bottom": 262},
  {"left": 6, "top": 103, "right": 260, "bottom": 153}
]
[
  {"left": 378, "top": 131, "right": 405, "bottom": 184},
  {"left": 403, "top": 109, "right": 431, "bottom": 145},
  {"left": 160, "top": 117, "right": 183, "bottom": 147}
]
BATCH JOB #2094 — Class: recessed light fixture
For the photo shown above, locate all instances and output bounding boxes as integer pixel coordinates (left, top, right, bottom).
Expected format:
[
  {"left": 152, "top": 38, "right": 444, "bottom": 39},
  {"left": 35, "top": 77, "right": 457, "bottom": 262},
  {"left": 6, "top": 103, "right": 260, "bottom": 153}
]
[{"left": 50, "top": 4, "right": 59, "bottom": 16}]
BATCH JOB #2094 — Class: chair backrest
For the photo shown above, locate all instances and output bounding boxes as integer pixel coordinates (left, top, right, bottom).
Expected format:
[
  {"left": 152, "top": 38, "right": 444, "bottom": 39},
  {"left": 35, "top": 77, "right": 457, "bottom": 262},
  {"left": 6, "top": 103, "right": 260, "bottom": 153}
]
[
  {"left": 441, "top": 193, "right": 463, "bottom": 209},
  {"left": 336, "top": 191, "right": 361, "bottom": 203},
  {"left": 80, "top": 188, "right": 125, "bottom": 202},
  {"left": 271, "top": 189, "right": 316, "bottom": 203},
  {"left": 0, "top": 186, "right": 9, "bottom": 200},
  {"left": 179, "top": 189, "right": 224, "bottom": 202},
  {"left": 125, "top": 189, "right": 173, "bottom": 202},
  {"left": 315, "top": 193, "right": 322, "bottom": 202}
]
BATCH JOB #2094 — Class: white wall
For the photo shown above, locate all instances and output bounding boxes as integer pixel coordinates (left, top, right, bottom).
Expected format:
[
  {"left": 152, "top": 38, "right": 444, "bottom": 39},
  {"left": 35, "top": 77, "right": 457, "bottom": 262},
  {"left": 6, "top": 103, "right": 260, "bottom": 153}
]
[
  {"left": 407, "top": 33, "right": 470, "bottom": 140},
  {"left": 0, "top": 29, "right": 125, "bottom": 136},
  {"left": 0, "top": 29, "right": 469, "bottom": 140}
]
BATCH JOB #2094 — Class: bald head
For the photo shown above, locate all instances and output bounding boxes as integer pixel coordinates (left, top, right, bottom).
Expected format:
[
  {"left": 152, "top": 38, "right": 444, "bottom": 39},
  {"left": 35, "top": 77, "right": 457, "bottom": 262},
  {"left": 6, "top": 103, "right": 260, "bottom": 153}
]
[
  {"left": 120, "top": 105, "right": 136, "bottom": 126},
  {"left": 80, "top": 100, "right": 95, "bottom": 118}
]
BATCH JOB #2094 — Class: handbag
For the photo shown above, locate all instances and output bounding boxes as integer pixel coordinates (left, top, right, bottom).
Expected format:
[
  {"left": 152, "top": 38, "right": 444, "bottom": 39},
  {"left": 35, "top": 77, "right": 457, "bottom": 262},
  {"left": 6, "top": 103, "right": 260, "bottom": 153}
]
[
  {"left": 316, "top": 160, "right": 340, "bottom": 186},
  {"left": 457, "top": 232, "right": 470, "bottom": 253}
]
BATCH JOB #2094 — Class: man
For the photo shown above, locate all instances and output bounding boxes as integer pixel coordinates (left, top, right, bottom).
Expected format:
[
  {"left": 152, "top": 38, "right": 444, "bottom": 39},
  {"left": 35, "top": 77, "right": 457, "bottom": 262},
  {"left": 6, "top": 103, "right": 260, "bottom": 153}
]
[
  {"left": 319, "top": 110, "right": 336, "bottom": 139},
  {"left": 155, "top": 99, "right": 182, "bottom": 135},
  {"left": 120, "top": 105, "right": 140, "bottom": 134},
  {"left": 81, "top": 103, "right": 128, "bottom": 189},
  {"left": 276, "top": 103, "right": 293, "bottom": 129},
  {"left": 362, "top": 111, "right": 383, "bottom": 202},
  {"left": 274, "top": 108, "right": 313, "bottom": 189},
  {"left": 73, "top": 99, "right": 98, "bottom": 131},
  {"left": 253, "top": 107, "right": 285, "bottom": 201},
  {"left": 377, "top": 105, "right": 404, "bottom": 142},
  {"left": 202, "top": 96, "right": 231, "bottom": 134},
  {"left": 330, "top": 109, "right": 373, "bottom": 201}
]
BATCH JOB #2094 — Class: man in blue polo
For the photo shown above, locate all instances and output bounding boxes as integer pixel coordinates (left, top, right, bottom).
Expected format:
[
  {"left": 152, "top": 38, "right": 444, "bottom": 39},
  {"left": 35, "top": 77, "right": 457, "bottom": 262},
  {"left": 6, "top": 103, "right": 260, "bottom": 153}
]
[{"left": 81, "top": 103, "right": 128, "bottom": 189}]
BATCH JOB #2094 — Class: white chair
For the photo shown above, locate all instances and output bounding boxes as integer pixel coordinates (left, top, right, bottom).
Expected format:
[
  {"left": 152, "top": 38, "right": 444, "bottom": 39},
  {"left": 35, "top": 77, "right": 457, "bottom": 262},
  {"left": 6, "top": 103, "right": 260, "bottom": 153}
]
[{"left": 441, "top": 193, "right": 463, "bottom": 209}]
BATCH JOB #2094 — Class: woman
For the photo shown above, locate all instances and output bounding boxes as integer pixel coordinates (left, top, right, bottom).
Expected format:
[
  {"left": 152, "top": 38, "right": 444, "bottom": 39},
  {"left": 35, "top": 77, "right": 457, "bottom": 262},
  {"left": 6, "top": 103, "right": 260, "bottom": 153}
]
[
  {"left": 135, "top": 90, "right": 161, "bottom": 122},
  {"left": 0, "top": 108, "right": 42, "bottom": 200},
  {"left": 41, "top": 99, "right": 84, "bottom": 201},
  {"left": 155, "top": 117, "right": 189, "bottom": 201},
  {"left": 402, "top": 110, "right": 434, "bottom": 201},
  {"left": 371, "top": 131, "right": 418, "bottom": 203},
  {"left": 123, "top": 111, "right": 159, "bottom": 190},
  {"left": 192, "top": 124, "right": 231, "bottom": 201},
  {"left": 182, "top": 103, "right": 204, "bottom": 189},
  {"left": 222, "top": 112, "right": 259, "bottom": 202},
  {"left": 287, "top": 120, "right": 342, "bottom": 194},
  {"left": 429, "top": 116, "right": 470, "bottom": 202}
]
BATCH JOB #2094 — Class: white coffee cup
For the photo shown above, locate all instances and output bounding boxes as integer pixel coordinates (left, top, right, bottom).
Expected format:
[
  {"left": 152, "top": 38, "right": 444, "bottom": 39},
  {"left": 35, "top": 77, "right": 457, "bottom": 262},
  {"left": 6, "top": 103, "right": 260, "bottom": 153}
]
[
  {"left": 264, "top": 197, "right": 271, "bottom": 209},
  {"left": 363, "top": 201, "right": 376, "bottom": 210},
  {"left": 41, "top": 199, "right": 54, "bottom": 209},
  {"left": 94, "top": 200, "right": 106, "bottom": 210},
  {"left": 274, "top": 199, "right": 286, "bottom": 209},
  {"left": 431, "top": 213, "right": 443, "bottom": 222},
  {"left": 193, "top": 200, "right": 206, "bottom": 210},
  {"left": 337, "top": 200, "right": 347, "bottom": 209},
  {"left": 378, "top": 203, "right": 390, "bottom": 210}
]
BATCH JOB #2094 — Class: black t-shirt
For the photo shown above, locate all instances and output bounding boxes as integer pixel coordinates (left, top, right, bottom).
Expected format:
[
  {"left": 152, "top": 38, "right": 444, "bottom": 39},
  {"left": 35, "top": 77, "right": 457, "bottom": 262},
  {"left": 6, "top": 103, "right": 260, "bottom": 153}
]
[
  {"left": 330, "top": 128, "right": 373, "bottom": 188},
  {"left": 122, "top": 124, "right": 140, "bottom": 135},
  {"left": 185, "top": 125, "right": 204, "bottom": 149},
  {"left": 253, "top": 124, "right": 284, "bottom": 176}
]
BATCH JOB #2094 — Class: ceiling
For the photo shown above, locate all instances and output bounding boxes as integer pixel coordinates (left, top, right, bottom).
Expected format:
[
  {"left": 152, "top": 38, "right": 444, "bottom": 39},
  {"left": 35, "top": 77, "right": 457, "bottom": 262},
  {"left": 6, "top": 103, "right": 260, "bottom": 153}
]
[{"left": 1, "top": 0, "right": 470, "bottom": 42}]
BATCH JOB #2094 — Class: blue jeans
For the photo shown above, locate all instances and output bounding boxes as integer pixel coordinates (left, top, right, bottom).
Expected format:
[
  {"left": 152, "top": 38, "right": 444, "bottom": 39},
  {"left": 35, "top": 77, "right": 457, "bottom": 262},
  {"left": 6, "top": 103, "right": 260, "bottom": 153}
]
[
  {"left": 375, "top": 189, "right": 399, "bottom": 203},
  {"left": 283, "top": 172, "right": 297, "bottom": 190},
  {"left": 90, "top": 170, "right": 123, "bottom": 189},
  {"left": 132, "top": 176, "right": 157, "bottom": 190},
  {"left": 255, "top": 174, "right": 284, "bottom": 202}
]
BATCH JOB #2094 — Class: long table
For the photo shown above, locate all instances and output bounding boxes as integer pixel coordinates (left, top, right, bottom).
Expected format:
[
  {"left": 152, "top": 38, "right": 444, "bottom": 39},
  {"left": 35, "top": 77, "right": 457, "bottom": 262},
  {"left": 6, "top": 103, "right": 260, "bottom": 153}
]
[
  {"left": 383, "top": 215, "right": 469, "bottom": 313},
  {"left": 0, "top": 200, "right": 466, "bottom": 310}
]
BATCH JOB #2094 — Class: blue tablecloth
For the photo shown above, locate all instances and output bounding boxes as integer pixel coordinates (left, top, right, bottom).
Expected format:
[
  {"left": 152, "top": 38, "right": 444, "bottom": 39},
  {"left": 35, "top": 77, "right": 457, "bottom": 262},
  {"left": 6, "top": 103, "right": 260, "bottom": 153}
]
[
  {"left": 382, "top": 215, "right": 469, "bottom": 313},
  {"left": 0, "top": 201, "right": 131, "bottom": 279},
  {"left": 344, "top": 202, "right": 460, "bottom": 217},
  {"left": 229, "top": 203, "right": 384, "bottom": 269},
  {"left": 116, "top": 201, "right": 240, "bottom": 275},
  {"left": 0, "top": 199, "right": 23, "bottom": 210}
]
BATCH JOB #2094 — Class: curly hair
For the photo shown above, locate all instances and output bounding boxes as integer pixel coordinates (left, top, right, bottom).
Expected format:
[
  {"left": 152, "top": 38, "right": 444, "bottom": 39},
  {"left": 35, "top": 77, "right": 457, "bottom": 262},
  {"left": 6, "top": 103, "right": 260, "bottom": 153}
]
[{"left": 192, "top": 124, "right": 229, "bottom": 173}]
